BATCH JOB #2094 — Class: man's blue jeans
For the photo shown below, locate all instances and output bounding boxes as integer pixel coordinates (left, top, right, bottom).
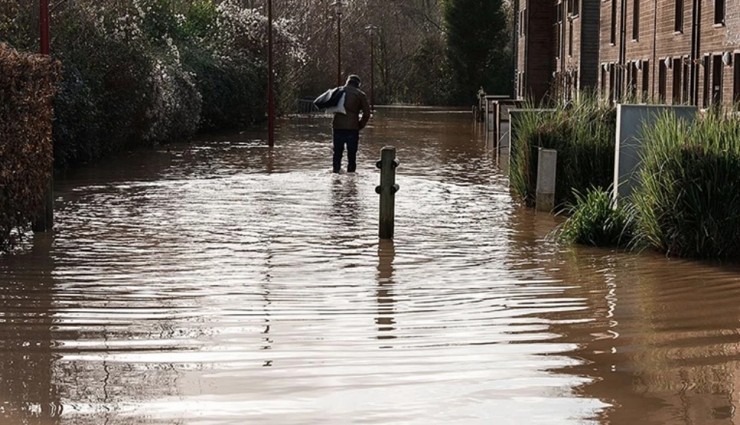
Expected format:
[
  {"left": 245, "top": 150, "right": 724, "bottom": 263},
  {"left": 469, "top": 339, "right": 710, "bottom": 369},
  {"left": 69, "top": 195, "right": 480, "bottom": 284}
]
[{"left": 332, "top": 129, "right": 359, "bottom": 173}]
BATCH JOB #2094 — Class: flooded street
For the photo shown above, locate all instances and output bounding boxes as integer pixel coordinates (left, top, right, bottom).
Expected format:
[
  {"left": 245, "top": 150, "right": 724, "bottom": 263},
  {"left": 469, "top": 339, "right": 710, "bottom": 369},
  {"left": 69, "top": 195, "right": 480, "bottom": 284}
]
[{"left": 3, "top": 108, "right": 740, "bottom": 424}]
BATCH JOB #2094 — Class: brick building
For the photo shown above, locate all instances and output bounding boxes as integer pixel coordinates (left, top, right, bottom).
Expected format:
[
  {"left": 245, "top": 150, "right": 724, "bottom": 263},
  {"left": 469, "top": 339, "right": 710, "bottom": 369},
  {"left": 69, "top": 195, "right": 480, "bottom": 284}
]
[
  {"left": 515, "top": 0, "right": 740, "bottom": 109},
  {"left": 514, "top": 0, "right": 601, "bottom": 103}
]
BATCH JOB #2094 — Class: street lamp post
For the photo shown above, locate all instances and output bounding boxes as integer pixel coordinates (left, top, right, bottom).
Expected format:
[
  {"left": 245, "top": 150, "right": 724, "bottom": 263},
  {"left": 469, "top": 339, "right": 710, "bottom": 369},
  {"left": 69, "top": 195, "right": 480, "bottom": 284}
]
[
  {"left": 365, "top": 25, "right": 378, "bottom": 111},
  {"left": 333, "top": 1, "right": 344, "bottom": 86},
  {"left": 267, "top": 0, "right": 275, "bottom": 147}
]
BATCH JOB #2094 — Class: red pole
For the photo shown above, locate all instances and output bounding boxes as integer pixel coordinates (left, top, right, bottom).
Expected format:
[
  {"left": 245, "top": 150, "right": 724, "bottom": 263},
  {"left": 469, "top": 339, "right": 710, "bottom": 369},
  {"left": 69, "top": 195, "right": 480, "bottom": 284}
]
[
  {"left": 40, "top": 0, "right": 49, "bottom": 55},
  {"left": 267, "top": 0, "right": 275, "bottom": 147}
]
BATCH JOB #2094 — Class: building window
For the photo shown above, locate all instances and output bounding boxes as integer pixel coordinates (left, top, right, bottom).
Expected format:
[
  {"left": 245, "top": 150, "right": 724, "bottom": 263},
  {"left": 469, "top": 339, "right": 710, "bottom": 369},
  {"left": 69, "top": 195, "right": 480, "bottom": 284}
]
[
  {"left": 658, "top": 60, "right": 667, "bottom": 102},
  {"left": 642, "top": 61, "right": 650, "bottom": 101},
  {"left": 601, "top": 65, "right": 607, "bottom": 95},
  {"left": 682, "top": 60, "right": 690, "bottom": 103},
  {"left": 675, "top": 0, "right": 683, "bottom": 33},
  {"left": 568, "top": 20, "right": 574, "bottom": 56},
  {"left": 633, "top": 0, "right": 640, "bottom": 40},
  {"left": 610, "top": 0, "right": 617, "bottom": 44},
  {"left": 573, "top": 0, "right": 580, "bottom": 16},
  {"left": 556, "top": 3, "right": 563, "bottom": 59},
  {"left": 734, "top": 54, "right": 740, "bottom": 109},
  {"left": 673, "top": 58, "right": 682, "bottom": 103},
  {"left": 715, "top": 0, "right": 726, "bottom": 25},
  {"left": 712, "top": 54, "right": 723, "bottom": 107},
  {"left": 609, "top": 64, "right": 616, "bottom": 102},
  {"left": 704, "top": 55, "right": 711, "bottom": 108},
  {"left": 567, "top": 0, "right": 580, "bottom": 17}
]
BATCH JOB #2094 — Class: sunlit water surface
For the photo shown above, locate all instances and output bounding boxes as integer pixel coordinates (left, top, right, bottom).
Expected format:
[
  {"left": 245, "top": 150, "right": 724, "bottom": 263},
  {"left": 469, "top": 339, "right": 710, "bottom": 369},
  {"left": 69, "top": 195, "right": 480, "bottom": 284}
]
[{"left": 3, "top": 108, "right": 740, "bottom": 425}]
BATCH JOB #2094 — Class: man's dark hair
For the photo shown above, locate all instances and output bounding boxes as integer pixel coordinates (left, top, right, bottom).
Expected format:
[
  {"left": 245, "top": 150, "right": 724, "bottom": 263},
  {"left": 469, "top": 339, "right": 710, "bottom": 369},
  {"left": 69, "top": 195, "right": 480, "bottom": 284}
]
[{"left": 346, "top": 74, "right": 361, "bottom": 87}]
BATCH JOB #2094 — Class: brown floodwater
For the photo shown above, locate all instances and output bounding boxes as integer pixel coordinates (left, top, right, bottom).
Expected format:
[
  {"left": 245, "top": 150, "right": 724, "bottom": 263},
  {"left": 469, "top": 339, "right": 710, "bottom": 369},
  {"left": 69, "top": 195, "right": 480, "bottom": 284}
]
[{"left": 2, "top": 107, "right": 740, "bottom": 424}]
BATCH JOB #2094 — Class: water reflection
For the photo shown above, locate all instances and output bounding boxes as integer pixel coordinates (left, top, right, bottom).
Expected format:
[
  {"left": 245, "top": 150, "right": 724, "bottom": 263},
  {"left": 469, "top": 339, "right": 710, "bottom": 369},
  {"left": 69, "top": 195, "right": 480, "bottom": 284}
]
[
  {"left": 546, "top": 249, "right": 740, "bottom": 425},
  {"left": 0, "top": 233, "right": 61, "bottom": 424},
  {"left": 330, "top": 175, "right": 360, "bottom": 228},
  {"left": 6, "top": 108, "right": 740, "bottom": 424},
  {"left": 376, "top": 240, "right": 396, "bottom": 344}
]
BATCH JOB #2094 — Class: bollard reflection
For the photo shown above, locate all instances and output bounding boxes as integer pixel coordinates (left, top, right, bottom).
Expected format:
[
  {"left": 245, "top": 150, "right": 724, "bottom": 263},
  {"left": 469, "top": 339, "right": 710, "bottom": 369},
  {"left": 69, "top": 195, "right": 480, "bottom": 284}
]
[
  {"left": 0, "top": 232, "right": 61, "bottom": 424},
  {"left": 376, "top": 239, "right": 396, "bottom": 346}
]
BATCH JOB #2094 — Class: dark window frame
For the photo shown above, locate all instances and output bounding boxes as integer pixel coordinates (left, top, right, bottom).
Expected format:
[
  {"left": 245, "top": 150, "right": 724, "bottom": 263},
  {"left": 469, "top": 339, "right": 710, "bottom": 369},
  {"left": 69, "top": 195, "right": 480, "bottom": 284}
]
[
  {"left": 632, "top": 0, "right": 640, "bottom": 40},
  {"left": 610, "top": 0, "right": 617, "bottom": 44},
  {"left": 715, "top": 0, "right": 726, "bottom": 25},
  {"left": 675, "top": 0, "right": 684, "bottom": 33}
]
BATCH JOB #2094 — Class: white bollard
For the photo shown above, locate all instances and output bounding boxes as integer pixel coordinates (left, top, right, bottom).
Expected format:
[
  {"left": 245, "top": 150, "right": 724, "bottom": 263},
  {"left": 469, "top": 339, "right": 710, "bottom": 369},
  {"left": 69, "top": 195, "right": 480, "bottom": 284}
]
[{"left": 536, "top": 148, "right": 557, "bottom": 212}]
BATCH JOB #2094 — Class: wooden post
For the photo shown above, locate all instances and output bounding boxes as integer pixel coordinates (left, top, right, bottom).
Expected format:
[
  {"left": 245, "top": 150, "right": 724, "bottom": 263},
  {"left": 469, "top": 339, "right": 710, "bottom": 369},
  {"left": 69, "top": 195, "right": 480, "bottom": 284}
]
[{"left": 375, "top": 147, "right": 399, "bottom": 239}]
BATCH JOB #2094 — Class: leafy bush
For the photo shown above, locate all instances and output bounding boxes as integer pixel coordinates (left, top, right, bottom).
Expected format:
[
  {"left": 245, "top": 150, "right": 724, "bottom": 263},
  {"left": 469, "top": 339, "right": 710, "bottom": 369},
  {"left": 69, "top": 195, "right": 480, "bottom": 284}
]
[
  {"left": 633, "top": 112, "right": 740, "bottom": 258},
  {"left": 510, "top": 95, "right": 616, "bottom": 210},
  {"left": 0, "top": 43, "right": 59, "bottom": 250},
  {"left": 1, "top": 0, "right": 304, "bottom": 168},
  {"left": 182, "top": 45, "right": 264, "bottom": 130},
  {"left": 555, "top": 187, "right": 635, "bottom": 247}
]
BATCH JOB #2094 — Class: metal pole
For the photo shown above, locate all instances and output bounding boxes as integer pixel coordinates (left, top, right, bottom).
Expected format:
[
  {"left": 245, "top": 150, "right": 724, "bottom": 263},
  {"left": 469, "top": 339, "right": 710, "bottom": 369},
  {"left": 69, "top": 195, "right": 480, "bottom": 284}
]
[
  {"left": 375, "top": 147, "right": 399, "bottom": 239},
  {"left": 267, "top": 0, "right": 275, "bottom": 147},
  {"left": 370, "top": 35, "right": 374, "bottom": 109},
  {"left": 366, "top": 25, "right": 377, "bottom": 110},
  {"left": 337, "top": 9, "right": 342, "bottom": 85},
  {"left": 40, "top": 0, "right": 49, "bottom": 54}
]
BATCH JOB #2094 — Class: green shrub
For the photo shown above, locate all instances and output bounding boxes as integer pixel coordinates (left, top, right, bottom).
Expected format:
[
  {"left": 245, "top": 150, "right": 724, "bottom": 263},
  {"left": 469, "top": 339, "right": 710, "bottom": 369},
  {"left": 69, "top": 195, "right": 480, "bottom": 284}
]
[
  {"left": 0, "top": 43, "right": 59, "bottom": 250},
  {"left": 3, "top": 1, "right": 304, "bottom": 168},
  {"left": 510, "top": 95, "right": 616, "bottom": 210},
  {"left": 555, "top": 187, "right": 635, "bottom": 247},
  {"left": 633, "top": 112, "right": 740, "bottom": 258}
]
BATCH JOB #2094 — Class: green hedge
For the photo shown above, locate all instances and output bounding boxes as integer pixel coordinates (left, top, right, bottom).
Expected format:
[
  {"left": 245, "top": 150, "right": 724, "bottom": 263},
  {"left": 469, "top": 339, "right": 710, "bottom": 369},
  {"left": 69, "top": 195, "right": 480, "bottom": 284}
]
[
  {"left": 1, "top": 1, "right": 305, "bottom": 168},
  {"left": 633, "top": 112, "right": 740, "bottom": 258},
  {"left": 510, "top": 96, "right": 616, "bottom": 210},
  {"left": 0, "top": 43, "right": 59, "bottom": 250}
]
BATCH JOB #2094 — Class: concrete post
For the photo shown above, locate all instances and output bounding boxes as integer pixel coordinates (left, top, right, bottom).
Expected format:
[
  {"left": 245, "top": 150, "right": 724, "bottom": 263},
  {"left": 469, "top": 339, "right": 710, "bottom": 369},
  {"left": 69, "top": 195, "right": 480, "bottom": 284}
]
[
  {"left": 375, "top": 147, "right": 399, "bottom": 239},
  {"left": 536, "top": 148, "right": 557, "bottom": 212}
]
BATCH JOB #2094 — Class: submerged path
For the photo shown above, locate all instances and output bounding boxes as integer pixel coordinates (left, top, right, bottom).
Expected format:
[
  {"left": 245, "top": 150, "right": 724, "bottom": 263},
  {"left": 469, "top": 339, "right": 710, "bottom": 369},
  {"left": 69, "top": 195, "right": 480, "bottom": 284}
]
[{"left": 2, "top": 108, "right": 740, "bottom": 425}]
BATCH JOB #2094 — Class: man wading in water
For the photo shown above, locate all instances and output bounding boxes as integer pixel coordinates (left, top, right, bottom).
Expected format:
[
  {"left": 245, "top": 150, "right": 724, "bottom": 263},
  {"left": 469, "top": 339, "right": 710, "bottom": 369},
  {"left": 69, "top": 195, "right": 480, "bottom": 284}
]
[{"left": 332, "top": 74, "right": 371, "bottom": 174}]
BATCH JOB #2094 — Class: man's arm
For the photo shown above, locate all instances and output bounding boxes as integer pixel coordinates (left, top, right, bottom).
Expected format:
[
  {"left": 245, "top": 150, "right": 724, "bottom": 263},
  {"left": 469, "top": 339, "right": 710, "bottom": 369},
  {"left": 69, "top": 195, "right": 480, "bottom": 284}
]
[{"left": 358, "top": 94, "right": 371, "bottom": 130}]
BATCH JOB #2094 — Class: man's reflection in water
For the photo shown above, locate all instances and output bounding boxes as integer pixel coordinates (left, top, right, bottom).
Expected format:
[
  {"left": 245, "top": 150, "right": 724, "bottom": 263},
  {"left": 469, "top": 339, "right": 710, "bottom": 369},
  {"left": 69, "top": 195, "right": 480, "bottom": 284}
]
[
  {"left": 330, "top": 175, "right": 360, "bottom": 228},
  {"left": 376, "top": 240, "right": 396, "bottom": 346},
  {"left": 0, "top": 233, "right": 61, "bottom": 424}
]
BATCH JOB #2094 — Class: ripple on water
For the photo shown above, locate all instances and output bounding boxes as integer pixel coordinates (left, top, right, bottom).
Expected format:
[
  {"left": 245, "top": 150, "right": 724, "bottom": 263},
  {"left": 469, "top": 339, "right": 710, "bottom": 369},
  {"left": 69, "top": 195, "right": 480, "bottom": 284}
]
[{"left": 0, "top": 110, "right": 610, "bottom": 425}]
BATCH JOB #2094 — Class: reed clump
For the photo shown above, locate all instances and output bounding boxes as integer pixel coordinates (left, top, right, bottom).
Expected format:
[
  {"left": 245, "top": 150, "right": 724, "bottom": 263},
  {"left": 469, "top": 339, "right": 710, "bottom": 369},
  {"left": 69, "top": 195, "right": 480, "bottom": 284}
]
[
  {"left": 510, "top": 95, "right": 616, "bottom": 211},
  {"left": 632, "top": 112, "right": 740, "bottom": 259},
  {"left": 555, "top": 186, "right": 635, "bottom": 248}
]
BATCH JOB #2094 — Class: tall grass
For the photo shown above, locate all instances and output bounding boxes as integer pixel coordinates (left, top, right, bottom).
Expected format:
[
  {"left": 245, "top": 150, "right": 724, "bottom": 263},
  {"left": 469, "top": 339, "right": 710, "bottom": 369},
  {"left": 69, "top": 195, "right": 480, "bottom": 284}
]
[
  {"left": 633, "top": 112, "right": 740, "bottom": 258},
  {"left": 510, "top": 95, "right": 616, "bottom": 210},
  {"left": 554, "top": 186, "right": 635, "bottom": 247}
]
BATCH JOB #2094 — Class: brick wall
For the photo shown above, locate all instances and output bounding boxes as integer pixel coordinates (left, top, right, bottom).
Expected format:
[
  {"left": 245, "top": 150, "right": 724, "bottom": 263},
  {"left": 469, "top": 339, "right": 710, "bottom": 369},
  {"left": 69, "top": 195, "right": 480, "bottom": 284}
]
[{"left": 517, "top": 0, "right": 740, "bottom": 108}]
